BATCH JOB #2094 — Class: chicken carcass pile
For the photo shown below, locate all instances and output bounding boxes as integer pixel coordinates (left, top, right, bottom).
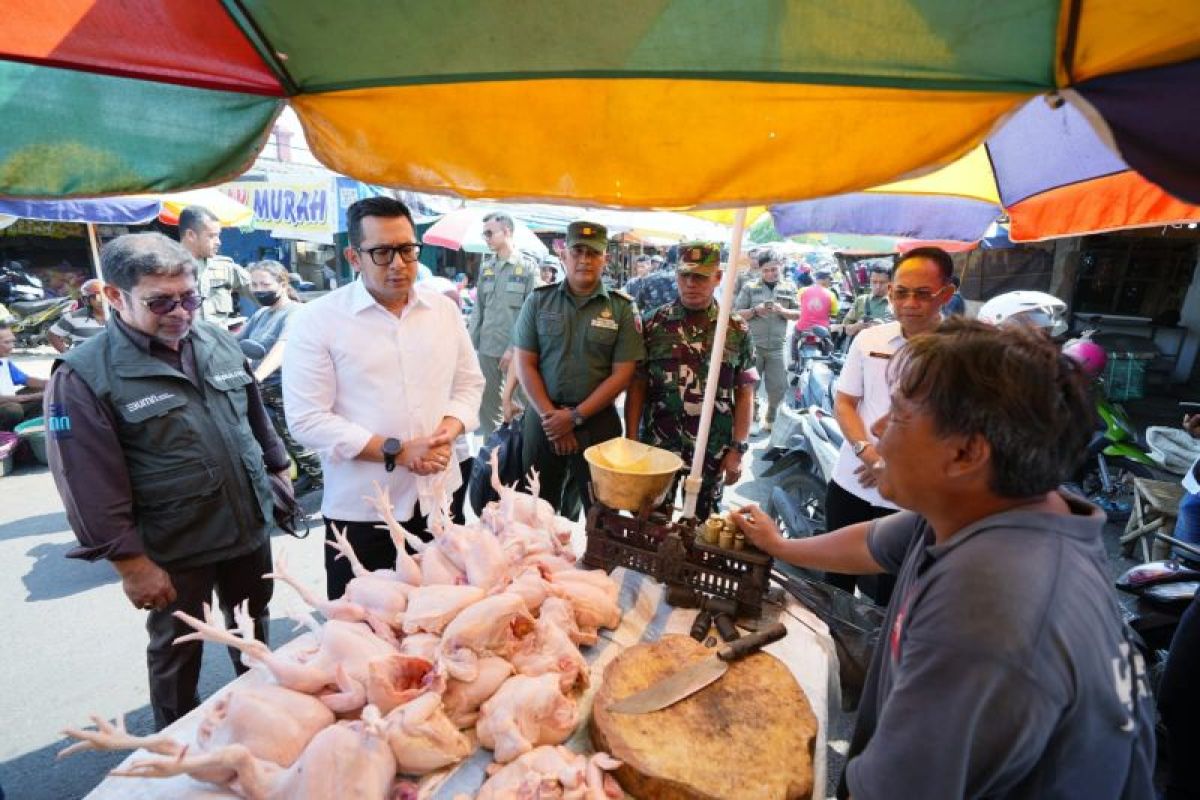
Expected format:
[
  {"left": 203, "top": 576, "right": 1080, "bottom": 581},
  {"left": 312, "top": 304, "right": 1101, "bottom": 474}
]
[{"left": 61, "top": 474, "right": 624, "bottom": 800}]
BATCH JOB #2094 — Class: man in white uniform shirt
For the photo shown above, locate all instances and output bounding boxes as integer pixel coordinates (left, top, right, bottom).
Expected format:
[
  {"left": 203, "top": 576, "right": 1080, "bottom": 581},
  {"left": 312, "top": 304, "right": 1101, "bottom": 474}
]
[
  {"left": 828, "top": 247, "right": 954, "bottom": 605},
  {"left": 284, "top": 197, "right": 484, "bottom": 599}
]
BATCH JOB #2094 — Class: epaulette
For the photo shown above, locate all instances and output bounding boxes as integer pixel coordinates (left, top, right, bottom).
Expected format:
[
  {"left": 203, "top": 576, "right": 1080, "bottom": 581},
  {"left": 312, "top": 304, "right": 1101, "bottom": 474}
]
[
  {"left": 517, "top": 250, "right": 541, "bottom": 266},
  {"left": 532, "top": 282, "right": 557, "bottom": 292},
  {"left": 746, "top": 279, "right": 761, "bottom": 289},
  {"left": 611, "top": 289, "right": 634, "bottom": 303}
]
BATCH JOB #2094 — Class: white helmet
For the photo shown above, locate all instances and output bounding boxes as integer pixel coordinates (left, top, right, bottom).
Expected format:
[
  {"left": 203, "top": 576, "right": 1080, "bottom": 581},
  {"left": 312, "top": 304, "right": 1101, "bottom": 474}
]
[{"left": 976, "top": 291, "right": 1068, "bottom": 336}]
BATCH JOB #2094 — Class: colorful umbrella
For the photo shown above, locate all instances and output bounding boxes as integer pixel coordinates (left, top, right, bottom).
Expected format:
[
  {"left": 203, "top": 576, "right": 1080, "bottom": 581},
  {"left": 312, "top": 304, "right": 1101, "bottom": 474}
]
[
  {"left": 2, "top": 1, "right": 1198, "bottom": 209},
  {"left": 422, "top": 207, "right": 549, "bottom": 258},
  {"left": 770, "top": 97, "right": 1200, "bottom": 243},
  {"left": 0, "top": 188, "right": 252, "bottom": 227}
]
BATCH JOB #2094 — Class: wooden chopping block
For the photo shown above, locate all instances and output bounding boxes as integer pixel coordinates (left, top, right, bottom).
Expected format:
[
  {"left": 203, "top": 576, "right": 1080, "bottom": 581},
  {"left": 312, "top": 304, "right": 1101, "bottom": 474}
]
[{"left": 591, "top": 633, "right": 817, "bottom": 800}]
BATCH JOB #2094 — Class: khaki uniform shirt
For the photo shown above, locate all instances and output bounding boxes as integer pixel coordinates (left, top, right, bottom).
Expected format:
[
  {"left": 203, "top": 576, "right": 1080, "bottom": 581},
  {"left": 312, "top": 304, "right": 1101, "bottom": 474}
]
[
  {"left": 469, "top": 250, "right": 541, "bottom": 358},
  {"left": 198, "top": 256, "right": 250, "bottom": 319},
  {"left": 513, "top": 281, "right": 644, "bottom": 404},
  {"left": 734, "top": 278, "right": 799, "bottom": 352}
]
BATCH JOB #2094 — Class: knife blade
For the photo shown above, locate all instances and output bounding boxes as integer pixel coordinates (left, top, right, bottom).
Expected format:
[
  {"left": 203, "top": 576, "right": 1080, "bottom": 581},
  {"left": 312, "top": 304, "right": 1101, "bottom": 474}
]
[{"left": 607, "top": 622, "right": 787, "bottom": 714}]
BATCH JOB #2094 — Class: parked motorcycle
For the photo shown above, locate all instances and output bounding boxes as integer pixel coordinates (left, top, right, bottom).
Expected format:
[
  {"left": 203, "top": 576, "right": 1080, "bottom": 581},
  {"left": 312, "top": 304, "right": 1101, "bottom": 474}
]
[
  {"left": 0, "top": 260, "right": 45, "bottom": 304},
  {"left": 6, "top": 296, "right": 74, "bottom": 348},
  {"left": 1061, "top": 334, "right": 1159, "bottom": 519},
  {"left": 763, "top": 403, "right": 843, "bottom": 538}
]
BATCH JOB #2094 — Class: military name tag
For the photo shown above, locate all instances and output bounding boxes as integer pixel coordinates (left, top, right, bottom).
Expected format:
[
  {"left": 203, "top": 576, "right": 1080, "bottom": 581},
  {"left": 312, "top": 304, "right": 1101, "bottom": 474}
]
[
  {"left": 506, "top": 280, "right": 526, "bottom": 292},
  {"left": 591, "top": 317, "right": 619, "bottom": 330},
  {"left": 868, "top": 351, "right": 893, "bottom": 360}
]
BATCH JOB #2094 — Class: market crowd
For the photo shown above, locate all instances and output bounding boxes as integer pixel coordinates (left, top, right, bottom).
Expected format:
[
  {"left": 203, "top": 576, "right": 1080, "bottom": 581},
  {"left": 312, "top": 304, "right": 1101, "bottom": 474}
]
[{"left": 32, "top": 196, "right": 1162, "bottom": 799}]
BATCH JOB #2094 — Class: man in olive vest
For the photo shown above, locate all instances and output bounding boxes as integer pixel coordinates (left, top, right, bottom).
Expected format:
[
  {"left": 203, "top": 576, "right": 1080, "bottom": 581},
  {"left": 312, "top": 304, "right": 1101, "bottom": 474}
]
[{"left": 44, "top": 232, "right": 289, "bottom": 730}]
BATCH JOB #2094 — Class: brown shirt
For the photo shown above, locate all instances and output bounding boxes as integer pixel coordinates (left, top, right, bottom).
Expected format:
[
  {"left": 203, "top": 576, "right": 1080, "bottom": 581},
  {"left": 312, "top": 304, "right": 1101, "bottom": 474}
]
[{"left": 46, "top": 316, "right": 288, "bottom": 562}]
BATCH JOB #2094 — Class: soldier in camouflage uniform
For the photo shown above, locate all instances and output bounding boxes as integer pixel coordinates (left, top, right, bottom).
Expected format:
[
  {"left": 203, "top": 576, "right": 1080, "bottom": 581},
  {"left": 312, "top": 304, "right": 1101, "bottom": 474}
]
[
  {"left": 469, "top": 212, "right": 542, "bottom": 437},
  {"left": 623, "top": 253, "right": 679, "bottom": 314},
  {"left": 735, "top": 250, "right": 800, "bottom": 430},
  {"left": 625, "top": 242, "right": 757, "bottom": 518}
]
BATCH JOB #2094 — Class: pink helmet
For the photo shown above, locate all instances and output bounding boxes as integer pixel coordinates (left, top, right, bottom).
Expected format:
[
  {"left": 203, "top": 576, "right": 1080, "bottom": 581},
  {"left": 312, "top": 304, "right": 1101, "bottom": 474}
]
[{"left": 1062, "top": 337, "right": 1108, "bottom": 379}]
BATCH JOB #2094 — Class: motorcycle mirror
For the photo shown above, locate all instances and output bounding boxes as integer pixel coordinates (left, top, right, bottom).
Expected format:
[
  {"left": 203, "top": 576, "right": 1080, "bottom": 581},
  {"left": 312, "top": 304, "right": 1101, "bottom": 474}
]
[{"left": 239, "top": 339, "right": 267, "bottom": 360}]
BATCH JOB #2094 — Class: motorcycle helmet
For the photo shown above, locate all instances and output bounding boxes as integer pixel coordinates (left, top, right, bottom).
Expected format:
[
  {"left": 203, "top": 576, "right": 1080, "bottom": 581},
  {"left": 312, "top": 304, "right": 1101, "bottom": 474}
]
[
  {"left": 1062, "top": 335, "right": 1108, "bottom": 379},
  {"left": 976, "top": 291, "right": 1068, "bottom": 336}
]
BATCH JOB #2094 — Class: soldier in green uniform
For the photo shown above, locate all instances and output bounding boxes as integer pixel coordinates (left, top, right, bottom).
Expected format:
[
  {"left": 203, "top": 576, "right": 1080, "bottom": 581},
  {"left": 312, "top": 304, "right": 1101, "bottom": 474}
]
[
  {"left": 513, "top": 221, "right": 644, "bottom": 518},
  {"left": 625, "top": 242, "right": 757, "bottom": 518},
  {"left": 735, "top": 250, "right": 800, "bottom": 431},
  {"left": 469, "top": 212, "right": 542, "bottom": 437},
  {"left": 840, "top": 264, "right": 894, "bottom": 338}
]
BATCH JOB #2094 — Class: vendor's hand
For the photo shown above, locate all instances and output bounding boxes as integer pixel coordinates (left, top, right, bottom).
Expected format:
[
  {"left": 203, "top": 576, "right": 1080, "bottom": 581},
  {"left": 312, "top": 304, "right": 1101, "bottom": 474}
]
[
  {"left": 1185, "top": 413, "right": 1200, "bottom": 439},
  {"left": 733, "top": 503, "right": 783, "bottom": 554},
  {"left": 113, "top": 555, "right": 176, "bottom": 612},
  {"left": 552, "top": 430, "right": 580, "bottom": 456},
  {"left": 720, "top": 448, "right": 744, "bottom": 484},
  {"left": 542, "top": 408, "right": 575, "bottom": 440}
]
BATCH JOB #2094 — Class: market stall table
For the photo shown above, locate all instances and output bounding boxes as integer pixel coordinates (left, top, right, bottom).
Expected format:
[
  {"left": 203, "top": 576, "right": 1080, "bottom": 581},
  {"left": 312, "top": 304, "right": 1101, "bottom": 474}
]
[{"left": 84, "top": 566, "right": 836, "bottom": 800}]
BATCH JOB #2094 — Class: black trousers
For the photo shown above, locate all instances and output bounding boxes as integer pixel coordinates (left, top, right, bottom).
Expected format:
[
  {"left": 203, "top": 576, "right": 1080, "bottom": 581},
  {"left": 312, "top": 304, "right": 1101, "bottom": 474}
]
[
  {"left": 450, "top": 458, "right": 472, "bottom": 525},
  {"left": 1160, "top": 592, "right": 1200, "bottom": 799},
  {"left": 323, "top": 511, "right": 431, "bottom": 600},
  {"left": 521, "top": 405, "right": 622, "bottom": 521},
  {"left": 259, "top": 382, "right": 322, "bottom": 482},
  {"left": 824, "top": 478, "right": 897, "bottom": 605},
  {"left": 145, "top": 540, "right": 273, "bottom": 730}
]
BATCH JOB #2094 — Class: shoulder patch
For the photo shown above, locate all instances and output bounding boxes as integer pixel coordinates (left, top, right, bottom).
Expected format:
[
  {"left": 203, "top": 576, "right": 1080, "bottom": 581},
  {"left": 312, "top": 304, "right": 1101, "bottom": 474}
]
[{"left": 611, "top": 289, "right": 634, "bottom": 302}]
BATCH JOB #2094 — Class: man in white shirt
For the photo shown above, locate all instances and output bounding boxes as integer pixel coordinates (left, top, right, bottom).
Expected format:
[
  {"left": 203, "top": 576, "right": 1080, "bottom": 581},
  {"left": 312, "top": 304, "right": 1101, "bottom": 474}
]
[
  {"left": 0, "top": 322, "right": 47, "bottom": 431},
  {"left": 284, "top": 197, "right": 485, "bottom": 600},
  {"left": 828, "top": 247, "right": 954, "bottom": 604}
]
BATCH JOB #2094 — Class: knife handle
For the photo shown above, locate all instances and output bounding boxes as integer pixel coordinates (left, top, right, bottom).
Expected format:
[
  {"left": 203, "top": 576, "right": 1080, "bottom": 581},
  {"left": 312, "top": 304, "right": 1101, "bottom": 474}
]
[
  {"left": 717, "top": 621, "right": 786, "bottom": 661},
  {"left": 713, "top": 612, "right": 740, "bottom": 642},
  {"left": 690, "top": 609, "right": 714, "bottom": 642}
]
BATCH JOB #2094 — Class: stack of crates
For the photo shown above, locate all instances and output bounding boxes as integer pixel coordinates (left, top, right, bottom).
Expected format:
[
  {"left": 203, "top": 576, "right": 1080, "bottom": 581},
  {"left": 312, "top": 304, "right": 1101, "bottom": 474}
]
[{"left": 1103, "top": 352, "right": 1153, "bottom": 401}]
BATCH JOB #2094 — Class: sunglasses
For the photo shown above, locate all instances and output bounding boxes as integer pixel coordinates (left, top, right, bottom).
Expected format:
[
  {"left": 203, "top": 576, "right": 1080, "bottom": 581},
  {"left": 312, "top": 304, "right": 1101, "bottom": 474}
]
[
  {"left": 134, "top": 292, "right": 204, "bottom": 315},
  {"left": 357, "top": 243, "right": 422, "bottom": 266}
]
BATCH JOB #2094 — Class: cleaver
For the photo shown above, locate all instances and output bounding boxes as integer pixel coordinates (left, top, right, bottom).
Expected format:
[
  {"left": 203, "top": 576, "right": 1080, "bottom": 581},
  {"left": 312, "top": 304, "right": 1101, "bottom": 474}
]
[{"left": 607, "top": 622, "right": 787, "bottom": 714}]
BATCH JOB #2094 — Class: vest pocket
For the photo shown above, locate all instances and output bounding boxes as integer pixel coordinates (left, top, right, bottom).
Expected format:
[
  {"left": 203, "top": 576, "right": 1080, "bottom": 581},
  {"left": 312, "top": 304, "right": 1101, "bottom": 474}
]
[{"left": 133, "top": 461, "right": 239, "bottom": 564}]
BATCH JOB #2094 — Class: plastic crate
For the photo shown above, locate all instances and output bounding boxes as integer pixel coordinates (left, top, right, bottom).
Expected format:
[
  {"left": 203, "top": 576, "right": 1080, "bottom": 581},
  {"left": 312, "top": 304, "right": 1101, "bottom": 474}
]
[
  {"left": 581, "top": 505, "right": 668, "bottom": 577},
  {"left": 663, "top": 538, "right": 773, "bottom": 619},
  {"left": 1103, "top": 354, "right": 1151, "bottom": 402}
]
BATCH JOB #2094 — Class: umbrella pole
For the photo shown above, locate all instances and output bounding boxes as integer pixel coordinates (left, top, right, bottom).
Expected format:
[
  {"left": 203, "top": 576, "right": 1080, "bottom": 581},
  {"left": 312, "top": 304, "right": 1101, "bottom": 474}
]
[
  {"left": 86, "top": 223, "right": 102, "bottom": 278},
  {"left": 680, "top": 207, "right": 747, "bottom": 520}
]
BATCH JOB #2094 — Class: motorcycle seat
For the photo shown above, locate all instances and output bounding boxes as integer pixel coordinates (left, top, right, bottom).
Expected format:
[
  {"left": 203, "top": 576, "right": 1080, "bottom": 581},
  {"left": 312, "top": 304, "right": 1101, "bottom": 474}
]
[{"left": 10, "top": 297, "right": 60, "bottom": 314}]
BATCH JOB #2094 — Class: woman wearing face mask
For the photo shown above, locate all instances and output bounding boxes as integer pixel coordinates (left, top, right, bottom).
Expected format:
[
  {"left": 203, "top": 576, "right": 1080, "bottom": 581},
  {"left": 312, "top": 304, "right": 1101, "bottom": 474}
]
[{"left": 239, "top": 260, "right": 323, "bottom": 493}]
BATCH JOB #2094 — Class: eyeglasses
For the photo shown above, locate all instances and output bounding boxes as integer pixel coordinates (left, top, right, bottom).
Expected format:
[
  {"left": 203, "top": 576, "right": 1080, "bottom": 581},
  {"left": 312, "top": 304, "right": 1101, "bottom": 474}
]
[
  {"left": 135, "top": 292, "right": 205, "bottom": 315},
  {"left": 357, "top": 243, "right": 422, "bottom": 266},
  {"left": 890, "top": 286, "right": 948, "bottom": 303}
]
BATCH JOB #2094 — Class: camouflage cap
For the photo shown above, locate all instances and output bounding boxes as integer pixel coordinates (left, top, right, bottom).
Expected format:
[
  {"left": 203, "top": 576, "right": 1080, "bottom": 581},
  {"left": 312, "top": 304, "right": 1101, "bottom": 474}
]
[
  {"left": 567, "top": 221, "right": 608, "bottom": 254},
  {"left": 676, "top": 241, "right": 722, "bottom": 276}
]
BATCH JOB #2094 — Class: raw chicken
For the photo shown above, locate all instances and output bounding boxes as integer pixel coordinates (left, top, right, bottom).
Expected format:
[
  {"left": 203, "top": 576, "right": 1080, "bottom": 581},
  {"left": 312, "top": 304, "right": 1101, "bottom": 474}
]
[
  {"left": 546, "top": 570, "right": 622, "bottom": 644},
  {"left": 402, "top": 585, "right": 484, "bottom": 635},
  {"left": 438, "top": 655, "right": 514, "bottom": 728},
  {"left": 398, "top": 632, "right": 441, "bottom": 663},
  {"left": 434, "top": 518, "right": 510, "bottom": 591},
  {"left": 511, "top": 597, "right": 590, "bottom": 692},
  {"left": 470, "top": 746, "right": 623, "bottom": 800},
  {"left": 197, "top": 684, "right": 335, "bottom": 768},
  {"left": 503, "top": 565, "right": 551, "bottom": 614},
  {"left": 380, "top": 692, "right": 473, "bottom": 775},
  {"left": 174, "top": 602, "right": 397, "bottom": 714},
  {"left": 265, "top": 550, "right": 400, "bottom": 640},
  {"left": 420, "top": 540, "right": 468, "bottom": 586},
  {"left": 61, "top": 710, "right": 398, "bottom": 800},
  {"left": 324, "top": 525, "right": 414, "bottom": 626},
  {"left": 362, "top": 482, "right": 432, "bottom": 579},
  {"left": 366, "top": 653, "right": 435, "bottom": 715},
  {"left": 476, "top": 674, "right": 579, "bottom": 764},
  {"left": 438, "top": 592, "right": 534, "bottom": 682}
]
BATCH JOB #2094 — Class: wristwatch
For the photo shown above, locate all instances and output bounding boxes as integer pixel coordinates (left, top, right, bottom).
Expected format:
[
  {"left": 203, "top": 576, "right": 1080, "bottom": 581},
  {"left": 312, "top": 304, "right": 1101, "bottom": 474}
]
[
  {"left": 732, "top": 440, "right": 750, "bottom": 455},
  {"left": 570, "top": 408, "right": 585, "bottom": 428},
  {"left": 852, "top": 440, "right": 871, "bottom": 457},
  {"left": 382, "top": 437, "right": 403, "bottom": 473}
]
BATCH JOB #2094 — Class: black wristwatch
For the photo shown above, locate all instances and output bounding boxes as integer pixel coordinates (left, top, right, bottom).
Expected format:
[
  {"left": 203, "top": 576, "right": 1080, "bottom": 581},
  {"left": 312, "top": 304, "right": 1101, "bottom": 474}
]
[
  {"left": 732, "top": 440, "right": 750, "bottom": 455},
  {"left": 382, "top": 437, "right": 403, "bottom": 472}
]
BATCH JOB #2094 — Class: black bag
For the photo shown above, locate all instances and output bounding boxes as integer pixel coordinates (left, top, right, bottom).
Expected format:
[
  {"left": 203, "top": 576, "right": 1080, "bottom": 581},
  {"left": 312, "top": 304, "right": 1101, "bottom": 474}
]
[
  {"left": 468, "top": 415, "right": 526, "bottom": 516},
  {"left": 268, "top": 471, "right": 309, "bottom": 538}
]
